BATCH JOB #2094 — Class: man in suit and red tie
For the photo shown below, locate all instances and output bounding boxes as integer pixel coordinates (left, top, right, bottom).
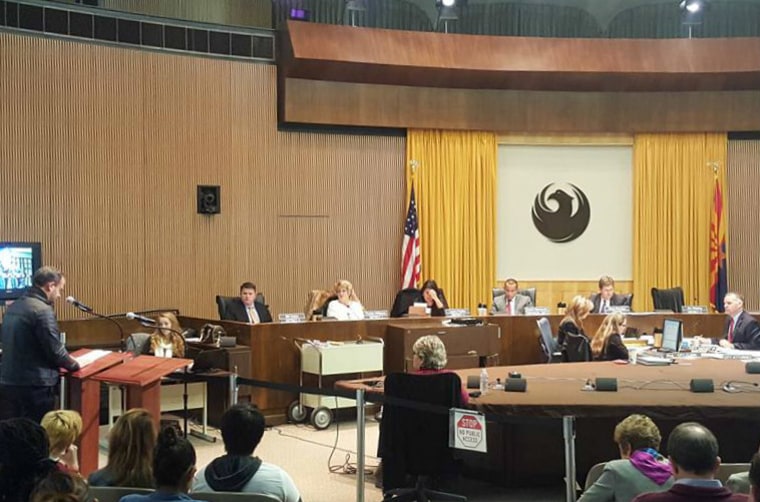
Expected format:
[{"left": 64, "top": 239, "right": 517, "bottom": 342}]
[{"left": 719, "top": 292, "right": 760, "bottom": 350}]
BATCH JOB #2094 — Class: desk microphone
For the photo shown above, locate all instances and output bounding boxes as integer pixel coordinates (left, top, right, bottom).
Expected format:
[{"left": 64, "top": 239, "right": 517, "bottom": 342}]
[
  {"left": 126, "top": 312, "right": 156, "bottom": 325},
  {"left": 66, "top": 296, "right": 93, "bottom": 313}
]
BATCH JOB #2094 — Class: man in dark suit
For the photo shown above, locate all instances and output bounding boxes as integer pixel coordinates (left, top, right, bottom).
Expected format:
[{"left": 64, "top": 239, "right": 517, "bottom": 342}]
[
  {"left": 590, "top": 275, "right": 630, "bottom": 313},
  {"left": 719, "top": 292, "right": 760, "bottom": 350},
  {"left": 222, "top": 282, "right": 272, "bottom": 324}
]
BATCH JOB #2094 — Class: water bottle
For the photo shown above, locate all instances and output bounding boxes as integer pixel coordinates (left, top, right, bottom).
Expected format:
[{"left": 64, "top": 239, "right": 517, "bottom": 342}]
[{"left": 479, "top": 368, "right": 489, "bottom": 394}]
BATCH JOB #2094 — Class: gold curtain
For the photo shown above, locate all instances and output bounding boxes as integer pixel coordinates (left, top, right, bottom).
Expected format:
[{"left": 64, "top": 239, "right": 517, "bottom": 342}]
[
  {"left": 406, "top": 130, "right": 497, "bottom": 313},
  {"left": 633, "top": 133, "right": 727, "bottom": 311}
]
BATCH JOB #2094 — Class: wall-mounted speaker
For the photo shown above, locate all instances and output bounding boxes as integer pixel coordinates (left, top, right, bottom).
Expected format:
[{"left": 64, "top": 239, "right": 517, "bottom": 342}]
[{"left": 197, "top": 185, "right": 220, "bottom": 214}]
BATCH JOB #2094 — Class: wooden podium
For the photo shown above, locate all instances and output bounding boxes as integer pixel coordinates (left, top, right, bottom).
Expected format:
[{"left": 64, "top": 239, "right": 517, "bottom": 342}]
[
  {"left": 66, "top": 349, "right": 131, "bottom": 476},
  {"left": 91, "top": 355, "right": 193, "bottom": 428}
]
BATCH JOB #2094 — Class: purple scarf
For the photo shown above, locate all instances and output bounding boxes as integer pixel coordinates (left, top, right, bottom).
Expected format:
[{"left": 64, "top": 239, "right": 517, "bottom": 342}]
[{"left": 629, "top": 448, "right": 672, "bottom": 485}]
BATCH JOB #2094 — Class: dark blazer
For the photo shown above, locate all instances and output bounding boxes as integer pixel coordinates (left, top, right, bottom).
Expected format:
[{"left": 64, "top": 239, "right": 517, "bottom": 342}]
[
  {"left": 590, "top": 293, "right": 629, "bottom": 314},
  {"left": 724, "top": 310, "right": 760, "bottom": 350},
  {"left": 222, "top": 298, "right": 273, "bottom": 324}
]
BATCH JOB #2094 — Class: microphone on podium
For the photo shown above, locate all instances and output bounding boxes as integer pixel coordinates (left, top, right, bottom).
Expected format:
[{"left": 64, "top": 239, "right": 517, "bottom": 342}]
[
  {"left": 66, "top": 296, "right": 93, "bottom": 313},
  {"left": 126, "top": 312, "right": 156, "bottom": 325}
]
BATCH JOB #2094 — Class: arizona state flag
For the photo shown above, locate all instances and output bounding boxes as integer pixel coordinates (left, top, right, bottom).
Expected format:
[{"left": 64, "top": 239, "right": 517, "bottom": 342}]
[{"left": 709, "top": 174, "right": 728, "bottom": 312}]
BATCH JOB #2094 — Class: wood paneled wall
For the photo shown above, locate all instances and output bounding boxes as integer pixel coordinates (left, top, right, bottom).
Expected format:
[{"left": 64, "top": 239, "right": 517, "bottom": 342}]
[
  {"left": 727, "top": 140, "right": 760, "bottom": 311},
  {"left": 493, "top": 280, "right": 633, "bottom": 313},
  {"left": 0, "top": 32, "right": 404, "bottom": 320}
]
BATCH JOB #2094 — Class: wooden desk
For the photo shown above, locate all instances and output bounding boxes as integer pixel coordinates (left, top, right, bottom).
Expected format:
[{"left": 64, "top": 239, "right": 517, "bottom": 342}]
[
  {"left": 59, "top": 313, "right": 728, "bottom": 419},
  {"left": 338, "top": 358, "right": 760, "bottom": 487}
]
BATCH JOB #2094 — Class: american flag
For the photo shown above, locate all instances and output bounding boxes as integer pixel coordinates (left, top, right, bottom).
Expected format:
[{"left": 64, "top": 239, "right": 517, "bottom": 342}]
[{"left": 401, "top": 186, "right": 421, "bottom": 288}]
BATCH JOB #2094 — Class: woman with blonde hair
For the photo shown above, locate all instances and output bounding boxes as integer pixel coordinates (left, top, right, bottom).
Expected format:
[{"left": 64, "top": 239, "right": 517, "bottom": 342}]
[
  {"left": 150, "top": 312, "right": 185, "bottom": 358},
  {"left": 326, "top": 279, "right": 365, "bottom": 320},
  {"left": 558, "top": 295, "right": 594, "bottom": 361},
  {"left": 40, "top": 410, "right": 83, "bottom": 473},
  {"left": 591, "top": 312, "right": 630, "bottom": 361},
  {"left": 88, "top": 408, "right": 156, "bottom": 488},
  {"left": 579, "top": 414, "right": 672, "bottom": 502},
  {"left": 412, "top": 335, "right": 469, "bottom": 404}
]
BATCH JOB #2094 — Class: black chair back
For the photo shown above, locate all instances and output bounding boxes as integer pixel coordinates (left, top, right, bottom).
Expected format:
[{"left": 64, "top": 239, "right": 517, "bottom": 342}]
[
  {"left": 563, "top": 332, "right": 591, "bottom": 362},
  {"left": 390, "top": 288, "right": 422, "bottom": 318},
  {"left": 380, "top": 372, "right": 464, "bottom": 491},
  {"left": 651, "top": 287, "right": 685, "bottom": 313}
]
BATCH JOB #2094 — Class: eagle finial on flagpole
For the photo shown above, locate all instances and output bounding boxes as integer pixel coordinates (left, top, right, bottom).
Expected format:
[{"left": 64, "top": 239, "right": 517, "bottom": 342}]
[
  {"left": 707, "top": 161, "right": 719, "bottom": 175},
  {"left": 409, "top": 159, "right": 419, "bottom": 176}
]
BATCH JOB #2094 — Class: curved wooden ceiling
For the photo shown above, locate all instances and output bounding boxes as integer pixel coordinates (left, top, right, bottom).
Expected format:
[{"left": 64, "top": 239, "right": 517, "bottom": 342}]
[{"left": 280, "top": 21, "right": 760, "bottom": 92}]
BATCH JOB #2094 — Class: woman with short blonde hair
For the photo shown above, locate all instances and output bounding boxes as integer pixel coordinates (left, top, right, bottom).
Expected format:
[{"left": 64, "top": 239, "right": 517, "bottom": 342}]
[
  {"left": 41, "top": 409, "right": 82, "bottom": 473},
  {"left": 325, "top": 280, "right": 365, "bottom": 320},
  {"left": 412, "top": 335, "right": 448, "bottom": 370},
  {"left": 579, "top": 414, "right": 672, "bottom": 502},
  {"left": 591, "top": 312, "right": 630, "bottom": 361}
]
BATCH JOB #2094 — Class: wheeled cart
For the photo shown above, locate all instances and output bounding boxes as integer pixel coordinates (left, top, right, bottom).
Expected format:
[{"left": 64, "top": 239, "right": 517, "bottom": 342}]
[{"left": 287, "top": 338, "right": 383, "bottom": 430}]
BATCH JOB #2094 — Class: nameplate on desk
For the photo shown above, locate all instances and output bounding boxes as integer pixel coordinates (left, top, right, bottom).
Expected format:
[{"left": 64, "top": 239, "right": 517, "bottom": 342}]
[
  {"left": 683, "top": 305, "right": 709, "bottom": 314},
  {"left": 524, "top": 307, "right": 550, "bottom": 315},
  {"left": 445, "top": 308, "right": 470, "bottom": 318},
  {"left": 608, "top": 306, "right": 631, "bottom": 313},
  {"left": 364, "top": 310, "right": 390, "bottom": 320},
  {"left": 279, "top": 313, "right": 306, "bottom": 323}
]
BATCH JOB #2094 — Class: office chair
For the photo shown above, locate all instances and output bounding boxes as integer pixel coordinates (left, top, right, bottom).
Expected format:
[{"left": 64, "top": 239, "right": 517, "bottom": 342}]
[
  {"left": 391, "top": 287, "right": 422, "bottom": 317},
  {"left": 621, "top": 293, "right": 634, "bottom": 310},
  {"left": 193, "top": 492, "right": 281, "bottom": 502},
  {"left": 87, "top": 486, "right": 153, "bottom": 502},
  {"left": 320, "top": 295, "right": 338, "bottom": 318},
  {"left": 125, "top": 332, "right": 152, "bottom": 355},
  {"left": 584, "top": 462, "right": 607, "bottom": 491},
  {"left": 216, "top": 293, "right": 266, "bottom": 320},
  {"left": 651, "top": 287, "right": 684, "bottom": 313},
  {"left": 518, "top": 287, "right": 537, "bottom": 306},
  {"left": 380, "top": 372, "right": 468, "bottom": 502},
  {"left": 536, "top": 317, "right": 561, "bottom": 363},
  {"left": 562, "top": 332, "right": 591, "bottom": 362}
]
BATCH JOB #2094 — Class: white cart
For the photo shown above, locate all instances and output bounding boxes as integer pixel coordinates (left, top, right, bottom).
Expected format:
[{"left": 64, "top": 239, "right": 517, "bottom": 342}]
[{"left": 287, "top": 338, "right": 384, "bottom": 430}]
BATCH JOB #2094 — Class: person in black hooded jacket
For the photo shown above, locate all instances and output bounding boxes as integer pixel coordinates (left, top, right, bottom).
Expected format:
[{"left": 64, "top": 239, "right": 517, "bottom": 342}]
[{"left": 192, "top": 404, "right": 301, "bottom": 502}]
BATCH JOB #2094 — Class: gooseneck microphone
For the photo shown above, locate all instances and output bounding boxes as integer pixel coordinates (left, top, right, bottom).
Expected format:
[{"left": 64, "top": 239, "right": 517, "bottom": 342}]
[
  {"left": 65, "top": 296, "right": 126, "bottom": 352},
  {"left": 126, "top": 312, "right": 156, "bottom": 325},
  {"left": 66, "top": 296, "right": 93, "bottom": 313}
]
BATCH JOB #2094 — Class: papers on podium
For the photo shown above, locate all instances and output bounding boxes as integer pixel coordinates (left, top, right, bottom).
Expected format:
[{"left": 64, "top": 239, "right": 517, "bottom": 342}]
[{"left": 74, "top": 349, "right": 111, "bottom": 368}]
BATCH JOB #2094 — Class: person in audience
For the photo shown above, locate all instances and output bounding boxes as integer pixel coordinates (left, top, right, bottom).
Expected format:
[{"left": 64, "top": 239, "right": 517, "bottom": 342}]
[
  {"left": 149, "top": 312, "right": 186, "bottom": 358},
  {"left": 120, "top": 426, "right": 202, "bottom": 502},
  {"left": 748, "top": 452, "right": 760, "bottom": 501},
  {"left": 30, "top": 470, "right": 89, "bottom": 502},
  {"left": 88, "top": 408, "right": 155, "bottom": 488},
  {"left": 492, "top": 278, "right": 533, "bottom": 315},
  {"left": 40, "top": 410, "right": 83, "bottom": 474},
  {"left": 0, "top": 417, "right": 58, "bottom": 502},
  {"left": 0, "top": 266, "right": 80, "bottom": 422},
  {"left": 326, "top": 279, "right": 365, "bottom": 320},
  {"left": 558, "top": 295, "right": 594, "bottom": 347},
  {"left": 590, "top": 312, "right": 630, "bottom": 361},
  {"left": 579, "top": 414, "right": 673, "bottom": 502},
  {"left": 221, "top": 282, "right": 273, "bottom": 324},
  {"left": 633, "top": 422, "right": 745, "bottom": 501},
  {"left": 419, "top": 279, "right": 448, "bottom": 317},
  {"left": 411, "top": 335, "right": 469, "bottom": 404},
  {"left": 192, "top": 403, "right": 301, "bottom": 501},
  {"left": 591, "top": 276, "right": 629, "bottom": 314},
  {"left": 719, "top": 292, "right": 760, "bottom": 350}
]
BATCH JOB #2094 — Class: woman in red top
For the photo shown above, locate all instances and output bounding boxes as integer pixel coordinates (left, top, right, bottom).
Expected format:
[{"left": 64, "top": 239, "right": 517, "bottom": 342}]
[{"left": 411, "top": 334, "right": 469, "bottom": 404}]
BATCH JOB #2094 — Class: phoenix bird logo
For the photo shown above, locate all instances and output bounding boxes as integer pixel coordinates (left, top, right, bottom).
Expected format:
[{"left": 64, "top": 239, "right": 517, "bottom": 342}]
[{"left": 531, "top": 183, "right": 591, "bottom": 243}]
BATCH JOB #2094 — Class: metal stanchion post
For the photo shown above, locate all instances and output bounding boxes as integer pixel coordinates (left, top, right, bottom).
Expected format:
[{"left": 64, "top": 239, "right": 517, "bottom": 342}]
[
  {"left": 356, "top": 388, "right": 365, "bottom": 502},
  {"left": 231, "top": 366, "right": 239, "bottom": 404},
  {"left": 59, "top": 331, "right": 67, "bottom": 409},
  {"left": 563, "top": 415, "right": 577, "bottom": 502}
]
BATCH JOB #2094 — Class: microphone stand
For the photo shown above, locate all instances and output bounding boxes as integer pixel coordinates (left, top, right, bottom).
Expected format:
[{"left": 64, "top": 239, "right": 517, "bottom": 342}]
[
  {"left": 135, "top": 321, "right": 214, "bottom": 442},
  {"left": 70, "top": 304, "right": 127, "bottom": 353}
]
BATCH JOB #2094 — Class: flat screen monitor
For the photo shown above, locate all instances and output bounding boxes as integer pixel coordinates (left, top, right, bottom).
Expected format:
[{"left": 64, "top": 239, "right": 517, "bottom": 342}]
[
  {"left": 661, "top": 318, "right": 683, "bottom": 352},
  {"left": 0, "top": 242, "right": 42, "bottom": 301}
]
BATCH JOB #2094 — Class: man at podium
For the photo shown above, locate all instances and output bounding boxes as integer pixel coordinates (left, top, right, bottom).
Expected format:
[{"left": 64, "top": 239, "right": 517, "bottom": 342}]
[{"left": 0, "top": 266, "right": 80, "bottom": 422}]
